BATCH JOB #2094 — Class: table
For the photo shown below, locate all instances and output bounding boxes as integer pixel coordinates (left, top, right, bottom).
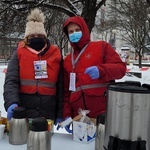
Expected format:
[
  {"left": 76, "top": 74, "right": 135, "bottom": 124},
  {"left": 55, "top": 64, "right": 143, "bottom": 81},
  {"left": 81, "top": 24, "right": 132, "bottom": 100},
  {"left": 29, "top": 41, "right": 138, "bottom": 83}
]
[{"left": 0, "top": 133, "right": 95, "bottom": 150}]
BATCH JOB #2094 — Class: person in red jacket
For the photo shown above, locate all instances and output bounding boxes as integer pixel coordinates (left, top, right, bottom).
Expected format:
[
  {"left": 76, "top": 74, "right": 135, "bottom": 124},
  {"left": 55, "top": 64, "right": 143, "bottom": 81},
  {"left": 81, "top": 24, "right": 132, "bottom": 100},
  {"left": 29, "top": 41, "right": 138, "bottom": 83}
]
[
  {"left": 61, "top": 16, "right": 126, "bottom": 133},
  {"left": 3, "top": 8, "right": 63, "bottom": 127}
]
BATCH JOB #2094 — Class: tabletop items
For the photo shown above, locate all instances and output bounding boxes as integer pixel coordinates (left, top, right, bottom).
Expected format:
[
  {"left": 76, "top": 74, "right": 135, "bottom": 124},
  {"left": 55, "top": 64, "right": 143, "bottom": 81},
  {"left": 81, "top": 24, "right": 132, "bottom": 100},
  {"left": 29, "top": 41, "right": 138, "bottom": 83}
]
[
  {"left": 0, "top": 110, "right": 8, "bottom": 134},
  {"left": 3, "top": 82, "right": 150, "bottom": 150},
  {"left": 59, "top": 108, "right": 96, "bottom": 144},
  {"left": 8, "top": 107, "right": 52, "bottom": 150},
  {"left": 0, "top": 124, "right": 5, "bottom": 140},
  {"left": 0, "top": 110, "right": 8, "bottom": 140}
]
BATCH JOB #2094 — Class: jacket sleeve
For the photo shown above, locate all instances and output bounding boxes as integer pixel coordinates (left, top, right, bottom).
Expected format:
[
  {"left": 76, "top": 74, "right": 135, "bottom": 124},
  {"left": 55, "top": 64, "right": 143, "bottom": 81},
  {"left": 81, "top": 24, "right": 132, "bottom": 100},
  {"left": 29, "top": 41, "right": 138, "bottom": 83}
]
[
  {"left": 55, "top": 56, "right": 64, "bottom": 119},
  {"left": 3, "top": 50, "right": 20, "bottom": 111},
  {"left": 97, "top": 41, "right": 126, "bottom": 81}
]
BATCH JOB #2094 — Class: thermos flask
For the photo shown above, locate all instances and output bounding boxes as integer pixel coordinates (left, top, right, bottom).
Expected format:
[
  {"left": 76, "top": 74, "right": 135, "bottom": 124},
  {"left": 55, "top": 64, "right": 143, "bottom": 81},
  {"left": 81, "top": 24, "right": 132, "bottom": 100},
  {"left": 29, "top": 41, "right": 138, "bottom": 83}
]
[
  {"left": 95, "top": 113, "right": 105, "bottom": 150},
  {"left": 27, "top": 117, "right": 50, "bottom": 150},
  {"left": 9, "top": 107, "right": 28, "bottom": 145}
]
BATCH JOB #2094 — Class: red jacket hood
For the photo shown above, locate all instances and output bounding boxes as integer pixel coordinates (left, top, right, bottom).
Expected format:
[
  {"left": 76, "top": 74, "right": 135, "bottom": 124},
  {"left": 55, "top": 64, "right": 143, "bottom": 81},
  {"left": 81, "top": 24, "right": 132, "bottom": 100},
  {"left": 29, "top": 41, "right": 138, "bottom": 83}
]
[{"left": 63, "top": 16, "right": 91, "bottom": 51}]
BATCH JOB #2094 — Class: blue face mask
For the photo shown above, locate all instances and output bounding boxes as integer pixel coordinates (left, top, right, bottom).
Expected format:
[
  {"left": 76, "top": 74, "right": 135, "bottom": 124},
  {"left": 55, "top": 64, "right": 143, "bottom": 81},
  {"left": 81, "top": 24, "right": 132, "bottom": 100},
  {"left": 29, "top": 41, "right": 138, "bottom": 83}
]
[{"left": 69, "top": 31, "right": 82, "bottom": 43}]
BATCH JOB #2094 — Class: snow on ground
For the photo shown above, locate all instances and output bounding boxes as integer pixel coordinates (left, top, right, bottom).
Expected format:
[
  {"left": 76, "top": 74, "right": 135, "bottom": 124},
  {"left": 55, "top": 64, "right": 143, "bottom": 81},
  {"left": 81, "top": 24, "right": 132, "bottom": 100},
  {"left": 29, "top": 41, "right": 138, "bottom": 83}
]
[
  {"left": 116, "top": 65, "right": 150, "bottom": 84},
  {"left": 0, "top": 65, "right": 7, "bottom": 117}
]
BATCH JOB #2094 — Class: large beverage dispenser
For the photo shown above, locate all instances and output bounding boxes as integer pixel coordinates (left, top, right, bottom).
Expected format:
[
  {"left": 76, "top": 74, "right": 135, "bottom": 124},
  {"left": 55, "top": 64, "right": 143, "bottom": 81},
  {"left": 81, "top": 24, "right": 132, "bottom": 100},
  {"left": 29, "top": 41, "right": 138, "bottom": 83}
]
[{"left": 104, "top": 82, "right": 150, "bottom": 150}]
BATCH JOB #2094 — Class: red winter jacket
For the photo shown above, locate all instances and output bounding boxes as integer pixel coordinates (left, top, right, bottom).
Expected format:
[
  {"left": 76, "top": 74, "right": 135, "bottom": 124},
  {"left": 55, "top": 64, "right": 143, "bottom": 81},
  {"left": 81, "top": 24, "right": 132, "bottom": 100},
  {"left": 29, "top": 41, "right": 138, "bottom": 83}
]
[{"left": 63, "top": 16, "right": 126, "bottom": 118}]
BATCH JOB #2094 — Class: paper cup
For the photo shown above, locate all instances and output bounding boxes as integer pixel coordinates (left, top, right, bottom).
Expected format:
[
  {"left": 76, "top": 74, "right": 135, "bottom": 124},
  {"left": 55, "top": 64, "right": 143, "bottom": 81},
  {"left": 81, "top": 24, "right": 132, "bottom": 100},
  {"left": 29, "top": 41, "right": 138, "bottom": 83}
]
[{"left": 0, "top": 124, "right": 5, "bottom": 140}]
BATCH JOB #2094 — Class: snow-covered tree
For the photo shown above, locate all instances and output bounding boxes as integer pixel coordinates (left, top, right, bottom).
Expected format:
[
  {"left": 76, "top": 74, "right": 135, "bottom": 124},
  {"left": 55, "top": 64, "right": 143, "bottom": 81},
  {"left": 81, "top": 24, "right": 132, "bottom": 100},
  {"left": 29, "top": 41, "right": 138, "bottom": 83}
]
[{"left": 1, "top": 0, "right": 106, "bottom": 32}]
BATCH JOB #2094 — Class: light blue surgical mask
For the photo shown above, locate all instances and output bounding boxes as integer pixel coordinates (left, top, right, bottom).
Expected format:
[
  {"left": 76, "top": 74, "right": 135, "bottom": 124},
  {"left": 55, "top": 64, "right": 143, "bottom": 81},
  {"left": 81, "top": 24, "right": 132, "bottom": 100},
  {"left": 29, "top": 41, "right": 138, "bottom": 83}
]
[{"left": 69, "top": 31, "right": 82, "bottom": 43}]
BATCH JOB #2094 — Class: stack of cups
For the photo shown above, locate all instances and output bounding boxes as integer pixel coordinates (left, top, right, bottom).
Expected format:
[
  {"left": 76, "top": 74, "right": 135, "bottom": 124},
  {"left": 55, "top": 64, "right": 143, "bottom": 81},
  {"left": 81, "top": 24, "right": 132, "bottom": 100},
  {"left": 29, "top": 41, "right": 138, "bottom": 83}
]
[
  {"left": 0, "top": 110, "right": 6, "bottom": 140},
  {"left": 0, "top": 124, "right": 5, "bottom": 140}
]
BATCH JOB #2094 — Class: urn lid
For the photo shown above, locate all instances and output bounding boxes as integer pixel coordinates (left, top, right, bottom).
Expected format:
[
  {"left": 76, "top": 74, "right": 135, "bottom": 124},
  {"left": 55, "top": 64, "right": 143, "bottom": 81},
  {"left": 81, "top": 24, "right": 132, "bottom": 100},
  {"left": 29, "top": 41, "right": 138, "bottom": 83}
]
[
  {"left": 13, "top": 107, "right": 26, "bottom": 119},
  {"left": 96, "top": 113, "right": 105, "bottom": 125},
  {"left": 107, "top": 81, "right": 150, "bottom": 93},
  {"left": 31, "top": 117, "right": 48, "bottom": 132}
]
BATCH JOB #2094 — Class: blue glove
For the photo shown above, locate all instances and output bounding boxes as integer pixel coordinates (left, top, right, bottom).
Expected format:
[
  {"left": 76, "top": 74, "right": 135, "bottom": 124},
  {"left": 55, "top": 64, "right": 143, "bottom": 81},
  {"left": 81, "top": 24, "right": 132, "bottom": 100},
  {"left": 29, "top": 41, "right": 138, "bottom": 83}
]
[
  {"left": 55, "top": 118, "right": 63, "bottom": 130},
  {"left": 84, "top": 66, "right": 100, "bottom": 79},
  {"left": 64, "top": 117, "right": 73, "bottom": 134},
  {"left": 7, "top": 103, "right": 18, "bottom": 120}
]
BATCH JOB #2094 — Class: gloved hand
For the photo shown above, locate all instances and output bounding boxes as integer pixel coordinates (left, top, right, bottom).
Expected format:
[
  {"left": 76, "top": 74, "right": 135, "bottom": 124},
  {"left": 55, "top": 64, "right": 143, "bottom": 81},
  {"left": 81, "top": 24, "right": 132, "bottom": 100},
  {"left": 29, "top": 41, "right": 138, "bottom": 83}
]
[
  {"left": 64, "top": 117, "right": 73, "bottom": 134},
  {"left": 55, "top": 118, "right": 63, "bottom": 130},
  {"left": 84, "top": 66, "right": 100, "bottom": 79},
  {"left": 7, "top": 103, "right": 18, "bottom": 120}
]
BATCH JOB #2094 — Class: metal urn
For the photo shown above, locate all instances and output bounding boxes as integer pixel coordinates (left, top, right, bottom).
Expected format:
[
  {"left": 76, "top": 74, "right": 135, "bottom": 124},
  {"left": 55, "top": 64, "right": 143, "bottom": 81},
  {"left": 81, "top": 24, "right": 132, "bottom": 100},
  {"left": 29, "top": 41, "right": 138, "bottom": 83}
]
[
  {"left": 104, "top": 82, "right": 150, "bottom": 150},
  {"left": 27, "top": 117, "right": 50, "bottom": 150},
  {"left": 9, "top": 107, "right": 28, "bottom": 145}
]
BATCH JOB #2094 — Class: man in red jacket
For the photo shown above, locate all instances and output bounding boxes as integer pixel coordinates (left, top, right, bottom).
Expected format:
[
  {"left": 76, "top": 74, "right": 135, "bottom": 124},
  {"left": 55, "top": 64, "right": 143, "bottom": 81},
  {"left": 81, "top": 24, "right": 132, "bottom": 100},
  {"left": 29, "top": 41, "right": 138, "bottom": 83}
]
[{"left": 62, "top": 16, "right": 126, "bottom": 133}]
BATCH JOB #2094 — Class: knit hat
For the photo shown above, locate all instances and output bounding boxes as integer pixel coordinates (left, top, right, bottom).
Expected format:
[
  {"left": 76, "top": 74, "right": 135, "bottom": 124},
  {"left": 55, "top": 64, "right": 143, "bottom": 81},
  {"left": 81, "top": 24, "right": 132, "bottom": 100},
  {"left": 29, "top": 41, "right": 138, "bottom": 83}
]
[{"left": 24, "top": 8, "right": 47, "bottom": 38}]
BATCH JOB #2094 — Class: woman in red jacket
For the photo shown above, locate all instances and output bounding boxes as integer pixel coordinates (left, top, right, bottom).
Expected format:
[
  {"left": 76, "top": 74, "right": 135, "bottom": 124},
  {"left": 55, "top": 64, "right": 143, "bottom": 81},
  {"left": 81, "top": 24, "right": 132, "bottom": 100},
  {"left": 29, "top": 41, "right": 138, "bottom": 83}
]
[{"left": 62, "top": 16, "right": 126, "bottom": 133}]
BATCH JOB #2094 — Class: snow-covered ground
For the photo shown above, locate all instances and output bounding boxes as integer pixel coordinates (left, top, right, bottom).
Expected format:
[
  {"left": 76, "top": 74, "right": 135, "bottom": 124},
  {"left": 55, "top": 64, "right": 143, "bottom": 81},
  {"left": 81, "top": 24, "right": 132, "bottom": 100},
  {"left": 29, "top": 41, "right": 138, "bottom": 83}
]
[
  {"left": 0, "top": 65, "right": 7, "bottom": 117},
  {"left": 116, "top": 65, "right": 150, "bottom": 84}
]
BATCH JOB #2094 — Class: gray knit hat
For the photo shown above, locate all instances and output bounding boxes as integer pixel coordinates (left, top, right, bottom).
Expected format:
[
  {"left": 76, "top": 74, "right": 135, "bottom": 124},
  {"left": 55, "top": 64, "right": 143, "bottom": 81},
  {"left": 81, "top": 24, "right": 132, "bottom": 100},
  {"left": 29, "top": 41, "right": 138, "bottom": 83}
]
[{"left": 24, "top": 8, "right": 47, "bottom": 38}]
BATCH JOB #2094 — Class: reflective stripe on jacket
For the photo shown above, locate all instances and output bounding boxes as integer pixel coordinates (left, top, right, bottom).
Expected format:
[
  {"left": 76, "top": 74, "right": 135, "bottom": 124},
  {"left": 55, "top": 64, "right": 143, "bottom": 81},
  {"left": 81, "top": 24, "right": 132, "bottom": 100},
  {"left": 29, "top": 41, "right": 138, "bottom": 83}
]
[
  {"left": 71, "top": 83, "right": 108, "bottom": 93},
  {"left": 18, "top": 45, "right": 61, "bottom": 95}
]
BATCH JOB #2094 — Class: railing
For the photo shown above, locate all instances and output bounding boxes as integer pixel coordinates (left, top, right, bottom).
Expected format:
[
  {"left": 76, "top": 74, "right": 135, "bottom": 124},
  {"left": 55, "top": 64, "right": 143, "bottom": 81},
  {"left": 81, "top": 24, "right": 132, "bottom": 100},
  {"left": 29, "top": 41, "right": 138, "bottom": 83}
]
[{"left": 0, "top": 60, "right": 9, "bottom": 65}]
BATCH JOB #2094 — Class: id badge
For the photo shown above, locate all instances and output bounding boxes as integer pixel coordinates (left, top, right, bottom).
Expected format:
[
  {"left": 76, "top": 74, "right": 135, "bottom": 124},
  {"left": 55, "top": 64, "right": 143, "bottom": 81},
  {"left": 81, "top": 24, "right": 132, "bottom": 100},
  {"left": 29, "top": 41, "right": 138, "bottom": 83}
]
[
  {"left": 69, "top": 73, "right": 76, "bottom": 91},
  {"left": 34, "top": 60, "right": 48, "bottom": 79}
]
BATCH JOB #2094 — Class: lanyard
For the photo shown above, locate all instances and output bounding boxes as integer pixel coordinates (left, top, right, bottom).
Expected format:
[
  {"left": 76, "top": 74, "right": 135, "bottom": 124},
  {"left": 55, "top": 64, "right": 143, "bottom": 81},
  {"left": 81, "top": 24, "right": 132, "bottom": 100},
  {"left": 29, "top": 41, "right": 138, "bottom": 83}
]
[{"left": 71, "top": 43, "right": 89, "bottom": 69}]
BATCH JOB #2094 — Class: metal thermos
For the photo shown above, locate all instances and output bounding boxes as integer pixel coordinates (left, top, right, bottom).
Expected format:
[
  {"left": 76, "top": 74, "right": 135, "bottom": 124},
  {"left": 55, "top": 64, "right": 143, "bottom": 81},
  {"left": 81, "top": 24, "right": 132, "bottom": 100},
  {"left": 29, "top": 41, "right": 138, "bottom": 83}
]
[
  {"left": 95, "top": 113, "right": 105, "bottom": 150},
  {"left": 27, "top": 117, "right": 50, "bottom": 150},
  {"left": 104, "top": 82, "right": 150, "bottom": 150},
  {"left": 9, "top": 107, "right": 28, "bottom": 145}
]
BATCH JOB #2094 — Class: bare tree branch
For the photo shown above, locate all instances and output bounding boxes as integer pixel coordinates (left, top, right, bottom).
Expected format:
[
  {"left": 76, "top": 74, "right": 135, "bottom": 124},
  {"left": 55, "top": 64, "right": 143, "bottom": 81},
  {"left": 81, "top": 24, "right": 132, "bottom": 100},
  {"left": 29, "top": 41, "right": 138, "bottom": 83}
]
[
  {"left": 62, "top": 0, "right": 80, "bottom": 15},
  {"left": 96, "top": 0, "right": 106, "bottom": 11},
  {"left": 109, "top": 0, "right": 150, "bottom": 67}
]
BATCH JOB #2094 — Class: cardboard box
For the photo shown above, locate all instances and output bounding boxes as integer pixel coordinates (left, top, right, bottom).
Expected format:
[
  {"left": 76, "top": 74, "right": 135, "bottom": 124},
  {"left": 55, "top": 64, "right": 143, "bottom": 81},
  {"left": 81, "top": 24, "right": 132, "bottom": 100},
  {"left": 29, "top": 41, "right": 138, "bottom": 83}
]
[{"left": 73, "top": 118, "right": 96, "bottom": 143}]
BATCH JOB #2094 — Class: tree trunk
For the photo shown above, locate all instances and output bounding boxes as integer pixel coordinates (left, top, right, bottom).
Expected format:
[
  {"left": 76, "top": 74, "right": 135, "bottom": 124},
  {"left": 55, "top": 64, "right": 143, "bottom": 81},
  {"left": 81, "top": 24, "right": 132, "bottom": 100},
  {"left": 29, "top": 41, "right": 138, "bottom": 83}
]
[
  {"left": 81, "top": 0, "right": 97, "bottom": 32},
  {"left": 138, "top": 52, "right": 142, "bottom": 68}
]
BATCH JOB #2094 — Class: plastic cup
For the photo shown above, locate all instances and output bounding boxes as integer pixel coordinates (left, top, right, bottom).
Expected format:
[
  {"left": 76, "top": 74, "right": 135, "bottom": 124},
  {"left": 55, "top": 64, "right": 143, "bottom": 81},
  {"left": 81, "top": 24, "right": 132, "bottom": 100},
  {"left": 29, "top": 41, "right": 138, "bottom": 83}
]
[{"left": 0, "top": 124, "right": 5, "bottom": 139}]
